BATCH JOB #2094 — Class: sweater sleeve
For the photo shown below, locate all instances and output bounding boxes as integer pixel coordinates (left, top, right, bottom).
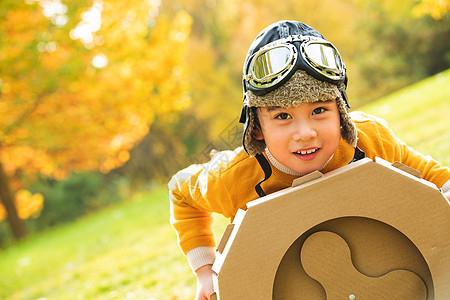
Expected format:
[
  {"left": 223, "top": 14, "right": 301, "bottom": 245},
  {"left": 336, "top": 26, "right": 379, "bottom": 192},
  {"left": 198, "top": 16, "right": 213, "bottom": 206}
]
[
  {"left": 168, "top": 149, "right": 242, "bottom": 255},
  {"left": 186, "top": 246, "right": 216, "bottom": 272},
  {"left": 397, "top": 138, "right": 450, "bottom": 188},
  {"left": 353, "top": 112, "right": 450, "bottom": 189},
  {"left": 168, "top": 164, "right": 217, "bottom": 255}
]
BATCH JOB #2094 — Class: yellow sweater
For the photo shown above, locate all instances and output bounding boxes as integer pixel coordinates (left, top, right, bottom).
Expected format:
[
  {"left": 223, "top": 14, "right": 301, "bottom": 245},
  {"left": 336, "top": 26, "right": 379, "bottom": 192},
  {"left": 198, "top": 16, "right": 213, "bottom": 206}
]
[{"left": 168, "top": 112, "right": 450, "bottom": 254}]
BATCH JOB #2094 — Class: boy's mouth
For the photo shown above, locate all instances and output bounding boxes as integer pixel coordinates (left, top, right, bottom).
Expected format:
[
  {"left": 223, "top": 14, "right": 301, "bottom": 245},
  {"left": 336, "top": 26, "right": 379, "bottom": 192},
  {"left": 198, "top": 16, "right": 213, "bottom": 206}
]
[{"left": 293, "top": 147, "right": 320, "bottom": 161}]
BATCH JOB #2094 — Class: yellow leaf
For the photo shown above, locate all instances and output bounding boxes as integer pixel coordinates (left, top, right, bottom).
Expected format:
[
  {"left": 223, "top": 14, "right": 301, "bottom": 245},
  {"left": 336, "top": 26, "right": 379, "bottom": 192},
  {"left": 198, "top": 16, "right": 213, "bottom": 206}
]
[{"left": 15, "top": 189, "right": 44, "bottom": 219}]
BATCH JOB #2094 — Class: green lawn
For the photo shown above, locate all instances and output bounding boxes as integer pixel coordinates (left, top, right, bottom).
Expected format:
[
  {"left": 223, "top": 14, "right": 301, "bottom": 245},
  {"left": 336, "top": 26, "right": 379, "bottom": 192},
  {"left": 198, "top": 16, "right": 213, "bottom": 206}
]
[
  {"left": 0, "top": 188, "right": 228, "bottom": 299},
  {"left": 358, "top": 68, "right": 450, "bottom": 167},
  {"left": 0, "top": 69, "right": 449, "bottom": 299}
]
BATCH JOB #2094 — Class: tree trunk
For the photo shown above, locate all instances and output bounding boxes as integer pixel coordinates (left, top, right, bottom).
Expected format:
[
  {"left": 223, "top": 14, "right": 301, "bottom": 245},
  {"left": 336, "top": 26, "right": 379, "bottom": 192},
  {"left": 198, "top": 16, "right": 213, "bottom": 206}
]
[{"left": 0, "top": 161, "right": 26, "bottom": 239}]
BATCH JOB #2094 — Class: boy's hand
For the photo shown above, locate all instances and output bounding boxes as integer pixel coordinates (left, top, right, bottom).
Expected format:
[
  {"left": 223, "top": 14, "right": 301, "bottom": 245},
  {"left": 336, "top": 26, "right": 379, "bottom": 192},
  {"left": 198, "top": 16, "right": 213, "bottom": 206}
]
[
  {"left": 445, "top": 190, "right": 450, "bottom": 202},
  {"left": 195, "top": 264, "right": 215, "bottom": 300}
]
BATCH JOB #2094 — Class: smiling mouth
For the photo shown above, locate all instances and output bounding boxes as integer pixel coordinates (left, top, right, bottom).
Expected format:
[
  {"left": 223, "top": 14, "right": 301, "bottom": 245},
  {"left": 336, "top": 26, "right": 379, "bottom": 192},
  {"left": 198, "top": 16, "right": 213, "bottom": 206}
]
[{"left": 294, "top": 148, "right": 319, "bottom": 155}]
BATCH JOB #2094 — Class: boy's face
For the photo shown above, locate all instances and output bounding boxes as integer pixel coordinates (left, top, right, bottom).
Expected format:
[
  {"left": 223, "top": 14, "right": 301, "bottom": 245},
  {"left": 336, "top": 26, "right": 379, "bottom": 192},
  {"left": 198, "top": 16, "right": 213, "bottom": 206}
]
[{"left": 254, "top": 99, "right": 341, "bottom": 175}]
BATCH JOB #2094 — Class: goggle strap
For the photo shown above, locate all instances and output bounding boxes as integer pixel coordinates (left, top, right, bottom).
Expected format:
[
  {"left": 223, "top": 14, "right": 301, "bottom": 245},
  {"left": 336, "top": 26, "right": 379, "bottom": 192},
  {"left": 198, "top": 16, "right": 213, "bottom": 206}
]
[
  {"left": 339, "top": 86, "right": 351, "bottom": 108},
  {"left": 240, "top": 78, "right": 249, "bottom": 124},
  {"left": 239, "top": 105, "right": 248, "bottom": 124}
]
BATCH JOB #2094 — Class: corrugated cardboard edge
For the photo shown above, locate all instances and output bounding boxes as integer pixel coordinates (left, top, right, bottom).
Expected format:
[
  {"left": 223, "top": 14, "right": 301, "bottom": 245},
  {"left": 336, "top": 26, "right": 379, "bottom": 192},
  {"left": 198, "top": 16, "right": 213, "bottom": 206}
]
[
  {"left": 392, "top": 161, "right": 422, "bottom": 178},
  {"left": 212, "top": 157, "right": 450, "bottom": 299},
  {"left": 212, "top": 208, "right": 246, "bottom": 275},
  {"left": 291, "top": 170, "right": 323, "bottom": 187},
  {"left": 216, "top": 224, "right": 234, "bottom": 254},
  {"left": 376, "top": 157, "right": 437, "bottom": 189},
  {"left": 246, "top": 158, "right": 374, "bottom": 209}
]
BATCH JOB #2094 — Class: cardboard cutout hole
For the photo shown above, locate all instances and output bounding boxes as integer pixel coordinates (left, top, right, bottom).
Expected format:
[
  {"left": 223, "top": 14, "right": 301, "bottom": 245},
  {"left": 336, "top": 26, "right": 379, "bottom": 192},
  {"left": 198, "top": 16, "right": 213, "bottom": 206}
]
[
  {"left": 301, "top": 231, "right": 426, "bottom": 298},
  {"left": 273, "top": 217, "right": 432, "bottom": 299}
]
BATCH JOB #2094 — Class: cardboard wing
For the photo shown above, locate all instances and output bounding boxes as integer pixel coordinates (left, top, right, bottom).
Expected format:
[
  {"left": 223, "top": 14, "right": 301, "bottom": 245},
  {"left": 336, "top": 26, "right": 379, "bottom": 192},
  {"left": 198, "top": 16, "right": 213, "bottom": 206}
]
[{"left": 211, "top": 158, "right": 450, "bottom": 300}]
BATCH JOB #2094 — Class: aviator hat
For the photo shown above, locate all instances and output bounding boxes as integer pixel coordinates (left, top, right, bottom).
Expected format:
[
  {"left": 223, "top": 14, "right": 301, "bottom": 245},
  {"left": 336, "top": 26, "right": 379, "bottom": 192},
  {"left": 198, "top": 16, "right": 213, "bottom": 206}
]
[{"left": 240, "top": 20, "right": 357, "bottom": 157}]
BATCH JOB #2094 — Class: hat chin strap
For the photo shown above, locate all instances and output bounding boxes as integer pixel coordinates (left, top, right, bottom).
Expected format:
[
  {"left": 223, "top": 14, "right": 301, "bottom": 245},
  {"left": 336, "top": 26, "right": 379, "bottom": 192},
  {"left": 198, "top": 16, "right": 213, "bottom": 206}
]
[
  {"left": 254, "top": 153, "right": 272, "bottom": 197},
  {"left": 349, "top": 146, "right": 365, "bottom": 163}
]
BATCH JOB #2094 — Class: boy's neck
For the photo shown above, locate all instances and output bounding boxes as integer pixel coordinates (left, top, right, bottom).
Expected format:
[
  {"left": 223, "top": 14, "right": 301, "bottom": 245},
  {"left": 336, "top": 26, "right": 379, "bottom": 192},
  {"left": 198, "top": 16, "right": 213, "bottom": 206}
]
[
  {"left": 265, "top": 148, "right": 304, "bottom": 176},
  {"left": 265, "top": 139, "right": 353, "bottom": 177}
]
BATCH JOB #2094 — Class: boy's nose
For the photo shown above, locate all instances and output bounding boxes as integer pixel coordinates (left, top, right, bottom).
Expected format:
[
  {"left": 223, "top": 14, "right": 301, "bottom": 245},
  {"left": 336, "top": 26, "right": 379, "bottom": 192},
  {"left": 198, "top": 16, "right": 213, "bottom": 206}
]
[{"left": 292, "top": 121, "right": 317, "bottom": 141}]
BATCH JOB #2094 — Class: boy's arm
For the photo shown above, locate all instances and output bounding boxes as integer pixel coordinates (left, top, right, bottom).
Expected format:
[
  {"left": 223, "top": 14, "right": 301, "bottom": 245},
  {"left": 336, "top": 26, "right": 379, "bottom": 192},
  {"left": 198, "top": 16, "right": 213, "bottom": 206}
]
[
  {"left": 187, "top": 246, "right": 216, "bottom": 272},
  {"left": 169, "top": 165, "right": 225, "bottom": 298},
  {"left": 169, "top": 192, "right": 216, "bottom": 255},
  {"left": 169, "top": 149, "right": 242, "bottom": 260},
  {"left": 169, "top": 180, "right": 216, "bottom": 259},
  {"left": 169, "top": 162, "right": 229, "bottom": 268},
  {"left": 195, "top": 264, "right": 215, "bottom": 300},
  {"left": 354, "top": 113, "right": 450, "bottom": 189},
  {"left": 397, "top": 140, "right": 450, "bottom": 189}
]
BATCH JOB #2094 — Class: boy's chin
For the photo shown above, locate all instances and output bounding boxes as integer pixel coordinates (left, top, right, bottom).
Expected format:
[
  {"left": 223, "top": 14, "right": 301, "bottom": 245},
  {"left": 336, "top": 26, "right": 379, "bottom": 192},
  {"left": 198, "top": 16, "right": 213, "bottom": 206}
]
[{"left": 290, "top": 157, "right": 334, "bottom": 176}]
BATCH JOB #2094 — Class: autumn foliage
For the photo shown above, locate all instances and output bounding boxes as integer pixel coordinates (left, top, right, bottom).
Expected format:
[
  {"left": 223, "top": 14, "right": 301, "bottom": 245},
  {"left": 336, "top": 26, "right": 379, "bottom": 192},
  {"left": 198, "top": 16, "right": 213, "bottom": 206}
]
[
  {"left": 0, "top": 0, "right": 448, "bottom": 240},
  {"left": 0, "top": 0, "right": 192, "bottom": 237}
]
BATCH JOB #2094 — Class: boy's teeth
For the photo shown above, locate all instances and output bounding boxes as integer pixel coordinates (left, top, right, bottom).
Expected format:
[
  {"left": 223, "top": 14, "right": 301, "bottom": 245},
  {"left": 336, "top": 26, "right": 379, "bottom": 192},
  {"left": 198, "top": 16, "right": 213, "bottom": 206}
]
[{"left": 296, "top": 148, "right": 318, "bottom": 155}]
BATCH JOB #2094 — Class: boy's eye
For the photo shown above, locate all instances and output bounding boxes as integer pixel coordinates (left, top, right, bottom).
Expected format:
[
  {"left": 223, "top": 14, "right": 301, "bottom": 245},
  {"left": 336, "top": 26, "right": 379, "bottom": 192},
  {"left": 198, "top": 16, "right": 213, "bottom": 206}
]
[
  {"left": 312, "top": 107, "right": 327, "bottom": 115},
  {"left": 275, "top": 112, "right": 291, "bottom": 120}
]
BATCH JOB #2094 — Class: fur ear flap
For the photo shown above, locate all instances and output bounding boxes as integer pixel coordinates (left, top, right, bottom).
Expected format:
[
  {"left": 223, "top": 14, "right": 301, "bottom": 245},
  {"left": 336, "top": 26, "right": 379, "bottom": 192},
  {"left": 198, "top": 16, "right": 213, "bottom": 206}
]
[{"left": 244, "top": 108, "right": 266, "bottom": 156}]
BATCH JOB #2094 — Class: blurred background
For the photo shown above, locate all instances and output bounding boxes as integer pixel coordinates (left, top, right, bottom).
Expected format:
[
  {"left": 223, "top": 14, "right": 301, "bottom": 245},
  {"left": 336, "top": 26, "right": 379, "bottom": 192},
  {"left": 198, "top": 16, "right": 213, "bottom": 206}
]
[{"left": 0, "top": 0, "right": 449, "bottom": 298}]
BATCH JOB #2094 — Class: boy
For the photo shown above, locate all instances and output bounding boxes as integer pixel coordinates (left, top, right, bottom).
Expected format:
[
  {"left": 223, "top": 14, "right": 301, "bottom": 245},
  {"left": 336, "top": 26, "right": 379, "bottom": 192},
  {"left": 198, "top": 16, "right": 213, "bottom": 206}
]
[{"left": 168, "top": 20, "right": 450, "bottom": 299}]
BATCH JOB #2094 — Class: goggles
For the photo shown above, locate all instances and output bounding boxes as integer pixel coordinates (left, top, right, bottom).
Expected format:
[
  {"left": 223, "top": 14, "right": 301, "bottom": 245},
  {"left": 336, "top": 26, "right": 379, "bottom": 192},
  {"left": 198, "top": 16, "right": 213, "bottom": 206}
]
[{"left": 244, "top": 35, "right": 346, "bottom": 96}]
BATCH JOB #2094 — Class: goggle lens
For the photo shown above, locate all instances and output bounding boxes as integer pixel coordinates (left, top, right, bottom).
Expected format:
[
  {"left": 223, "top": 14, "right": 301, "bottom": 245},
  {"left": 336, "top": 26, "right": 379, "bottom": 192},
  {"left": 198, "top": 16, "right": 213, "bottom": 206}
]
[
  {"left": 252, "top": 46, "right": 293, "bottom": 81},
  {"left": 303, "top": 42, "right": 343, "bottom": 75},
  {"left": 247, "top": 37, "right": 345, "bottom": 92}
]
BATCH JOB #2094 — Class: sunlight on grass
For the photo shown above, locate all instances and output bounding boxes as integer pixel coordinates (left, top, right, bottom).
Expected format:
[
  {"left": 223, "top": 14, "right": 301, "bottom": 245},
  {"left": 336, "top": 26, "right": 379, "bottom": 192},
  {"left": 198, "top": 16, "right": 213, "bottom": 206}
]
[
  {"left": 0, "top": 186, "right": 229, "bottom": 299},
  {"left": 359, "top": 69, "right": 450, "bottom": 166},
  {"left": 0, "top": 187, "right": 230, "bottom": 299}
]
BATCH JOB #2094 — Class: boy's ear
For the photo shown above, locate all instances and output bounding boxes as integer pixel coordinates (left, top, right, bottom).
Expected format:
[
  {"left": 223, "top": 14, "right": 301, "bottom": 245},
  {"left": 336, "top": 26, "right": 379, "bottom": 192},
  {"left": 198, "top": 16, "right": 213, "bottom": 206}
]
[
  {"left": 252, "top": 126, "right": 264, "bottom": 140},
  {"left": 251, "top": 107, "right": 264, "bottom": 140}
]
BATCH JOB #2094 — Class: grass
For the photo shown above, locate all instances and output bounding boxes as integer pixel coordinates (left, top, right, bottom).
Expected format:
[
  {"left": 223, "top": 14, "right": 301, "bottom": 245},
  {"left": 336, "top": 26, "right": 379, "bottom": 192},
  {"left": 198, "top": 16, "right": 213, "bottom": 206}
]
[
  {"left": 358, "top": 69, "right": 450, "bottom": 167},
  {"left": 0, "top": 69, "right": 449, "bottom": 299},
  {"left": 0, "top": 187, "right": 228, "bottom": 299}
]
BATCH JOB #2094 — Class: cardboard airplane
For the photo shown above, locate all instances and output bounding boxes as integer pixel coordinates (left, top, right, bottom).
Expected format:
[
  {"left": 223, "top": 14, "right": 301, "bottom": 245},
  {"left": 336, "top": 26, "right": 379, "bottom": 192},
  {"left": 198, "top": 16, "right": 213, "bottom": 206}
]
[{"left": 210, "top": 157, "right": 450, "bottom": 299}]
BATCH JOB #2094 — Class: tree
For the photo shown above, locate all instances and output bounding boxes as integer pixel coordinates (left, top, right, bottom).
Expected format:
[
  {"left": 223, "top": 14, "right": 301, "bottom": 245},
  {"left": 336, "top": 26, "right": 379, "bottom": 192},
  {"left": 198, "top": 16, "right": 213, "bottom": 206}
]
[
  {"left": 0, "top": 0, "right": 192, "bottom": 239},
  {"left": 413, "top": 0, "right": 450, "bottom": 20},
  {"left": 350, "top": 0, "right": 450, "bottom": 105}
]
